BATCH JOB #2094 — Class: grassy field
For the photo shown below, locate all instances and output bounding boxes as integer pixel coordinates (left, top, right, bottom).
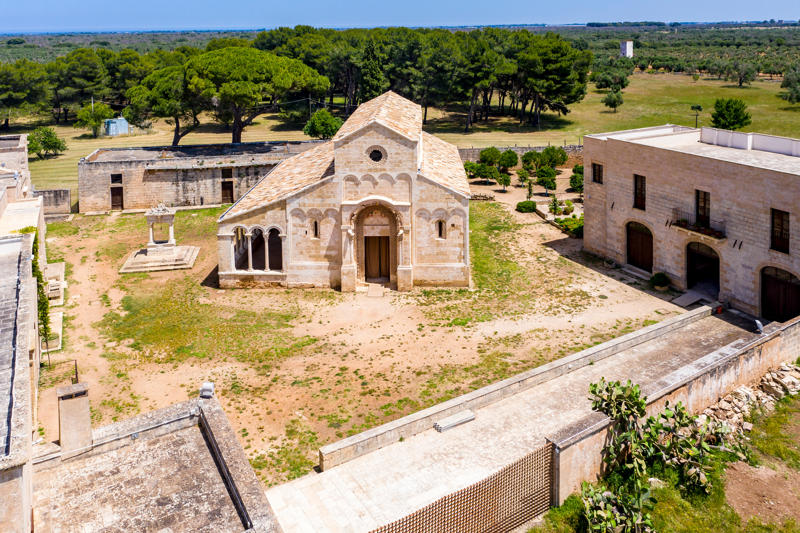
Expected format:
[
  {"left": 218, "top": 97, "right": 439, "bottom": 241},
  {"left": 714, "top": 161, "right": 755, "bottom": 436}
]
[{"left": 17, "top": 72, "right": 800, "bottom": 200}]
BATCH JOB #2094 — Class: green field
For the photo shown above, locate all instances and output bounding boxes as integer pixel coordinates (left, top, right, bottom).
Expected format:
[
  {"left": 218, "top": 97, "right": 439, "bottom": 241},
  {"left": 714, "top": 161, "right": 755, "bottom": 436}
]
[{"left": 19, "top": 72, "right": 800, "bottom": 199}]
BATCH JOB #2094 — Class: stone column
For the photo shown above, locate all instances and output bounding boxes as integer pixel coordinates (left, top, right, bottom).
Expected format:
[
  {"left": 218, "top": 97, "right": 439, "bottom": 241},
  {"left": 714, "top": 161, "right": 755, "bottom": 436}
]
[
  {"left": 397, "top": 224, "right": 413, "bottom": 291},
  {"left": 279, "top": 234, "right": 287, "bottom": 272},
  {"left": 148, "top": 223, "right": 154, "bottom": 246},
  {"left": 340, "top": 225, "right": 356, "bottom": 292},
  {"left": 246, "top": 233, "right": 253, "bottom": 271},
  {"left": 168, "top": 222, "right": 175, "bottom": 245}
]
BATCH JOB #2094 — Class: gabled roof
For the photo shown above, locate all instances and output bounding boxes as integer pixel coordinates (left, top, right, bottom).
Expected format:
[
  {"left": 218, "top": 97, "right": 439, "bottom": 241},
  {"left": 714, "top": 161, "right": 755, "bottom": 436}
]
[
  {"left": 419, "top": 132, "right": 470, "bottom": 197},
  {"left": 333, "top": 91, "right": 422, "bottom": 143},
  {"left": 219, "top": 141, "right": 335, "bottom": 222}
]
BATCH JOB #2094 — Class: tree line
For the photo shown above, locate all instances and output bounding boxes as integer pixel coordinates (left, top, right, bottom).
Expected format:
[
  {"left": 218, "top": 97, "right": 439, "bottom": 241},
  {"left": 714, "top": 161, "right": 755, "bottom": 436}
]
[{"left": 0, "top": 27, "right": 593, "bottom": 144}]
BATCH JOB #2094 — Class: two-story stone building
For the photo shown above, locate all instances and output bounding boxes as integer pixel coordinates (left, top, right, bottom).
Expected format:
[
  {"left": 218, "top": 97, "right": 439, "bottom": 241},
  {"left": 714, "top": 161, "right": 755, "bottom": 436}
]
[
  {"left": 584, "top": 125, "right": 800, "bottom": 322},
  {"left": 216, "top": 91, "right": 471, "bottom": 291}
]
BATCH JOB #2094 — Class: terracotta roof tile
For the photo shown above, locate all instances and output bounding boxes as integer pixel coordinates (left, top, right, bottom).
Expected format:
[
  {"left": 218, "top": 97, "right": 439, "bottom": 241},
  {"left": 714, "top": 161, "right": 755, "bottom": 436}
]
[
  {"left": 219, "top": 141, "right": 334, "bottom": 221},
  {"left": 333, "top": 91, "right": 422, "bottom": 142},
  {"left": 419, "top": 132, "right": 470, "bottom": 197}
]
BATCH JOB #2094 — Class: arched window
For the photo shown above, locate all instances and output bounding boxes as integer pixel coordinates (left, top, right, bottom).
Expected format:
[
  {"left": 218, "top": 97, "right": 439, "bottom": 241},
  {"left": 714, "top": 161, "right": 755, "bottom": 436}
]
[{"left": 436, "top": 220, "right": 446, "bottom": 239}]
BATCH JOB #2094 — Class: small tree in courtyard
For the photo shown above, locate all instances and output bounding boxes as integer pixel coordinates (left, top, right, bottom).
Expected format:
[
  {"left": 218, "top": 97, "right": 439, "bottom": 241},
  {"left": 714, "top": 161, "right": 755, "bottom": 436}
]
[
  {"left": 711, "top": 98, "right": 752, "bottom": 130},
  {"left": 496, "top": 172, "right": 510, "bottom": 191},
  {"left": 497, "top": 149, "right": 518, "bottom": 173},
  {"left": 603, "top": 90, "right": 624, "bottom": 113},
  {"left": 479, "top": 146, "right": 501, "bottom": 167},
  {"left": 303, "top": 108, "right": 343, "bottom": 139},
  {"left": 536, "top": 165, "right": 557, "bottom": 194},
  {"left": 74, "top": 102, "right": 114, "bottom": 138}
]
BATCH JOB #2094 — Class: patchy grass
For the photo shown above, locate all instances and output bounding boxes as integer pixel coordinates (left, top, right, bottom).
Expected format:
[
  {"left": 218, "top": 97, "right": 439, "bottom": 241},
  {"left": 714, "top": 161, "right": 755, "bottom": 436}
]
[
  {"left": 749, "top": 395, "right": 800, "bottom": 470},
  {"left": 411, "top": 202, "right": 533, "bottom": 325},
  {"left": 97, "top": 277, "right": 316, "bottom": 368}
]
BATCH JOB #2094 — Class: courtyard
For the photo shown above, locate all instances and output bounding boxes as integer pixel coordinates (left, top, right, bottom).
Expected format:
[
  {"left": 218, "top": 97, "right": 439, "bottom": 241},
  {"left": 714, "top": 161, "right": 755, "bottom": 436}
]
[{"left": 39, "top": 182, "right": 684, "bottom": 487}]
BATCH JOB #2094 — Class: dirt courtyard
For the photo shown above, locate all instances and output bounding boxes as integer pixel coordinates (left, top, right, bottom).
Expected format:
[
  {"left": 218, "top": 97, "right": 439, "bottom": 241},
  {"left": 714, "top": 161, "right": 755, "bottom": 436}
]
[{"left": 39, "top": 179, "right": 683, "bottom": 486}]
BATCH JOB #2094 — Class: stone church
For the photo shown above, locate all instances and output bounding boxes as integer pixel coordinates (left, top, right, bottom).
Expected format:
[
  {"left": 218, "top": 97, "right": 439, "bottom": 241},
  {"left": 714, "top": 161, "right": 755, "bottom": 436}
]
[{"left": 217, "top": 91, "right": 470, "bottom": 291}]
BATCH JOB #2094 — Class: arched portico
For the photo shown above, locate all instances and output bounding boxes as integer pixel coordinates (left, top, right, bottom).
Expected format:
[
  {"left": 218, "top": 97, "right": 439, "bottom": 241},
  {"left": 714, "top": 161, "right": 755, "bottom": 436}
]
[{"left": 340, "top": 197, "right": 412, "bottom": 291}]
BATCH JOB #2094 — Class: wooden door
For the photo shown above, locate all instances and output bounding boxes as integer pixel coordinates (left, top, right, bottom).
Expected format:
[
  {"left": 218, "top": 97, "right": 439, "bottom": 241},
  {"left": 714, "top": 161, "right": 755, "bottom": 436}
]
[
  {"left": 762, "top": 267, "right": 800, "bottom": 322},
  {"left": 221, "top": 181, "right": 234, "bottom": 203},
  {"left": 626, "top": 222, "right": 653, "bottom": 273},
  {"left": 110, "top": 187, "right": 123, "bottom": 210},
  {"left": 365, "top": 236, "right": 390, "bottom": 281}
]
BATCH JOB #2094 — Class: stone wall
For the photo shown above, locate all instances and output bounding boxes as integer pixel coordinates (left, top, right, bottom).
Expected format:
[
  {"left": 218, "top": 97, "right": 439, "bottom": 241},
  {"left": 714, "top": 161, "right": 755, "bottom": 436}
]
[
  {"left": 550, "top": 314, "right": 800, "bottom": 504},
  {"left": 34, "top": 189, "right": 71, "bottom": 215},
  {"left": 458, "top": 144, "right": 583, "bottom": 162},
  {"left": 77, "top": 141, "right": 323, "bottom": 213},
  {"left": 583, "top": 134, "right": 800, "bottom": 316}
]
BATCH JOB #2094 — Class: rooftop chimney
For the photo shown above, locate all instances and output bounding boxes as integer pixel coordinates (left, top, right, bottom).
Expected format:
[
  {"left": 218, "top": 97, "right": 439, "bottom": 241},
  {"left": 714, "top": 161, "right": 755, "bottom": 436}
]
[{"left": 56, "top": 382, "right": 92, "bottom": 457}]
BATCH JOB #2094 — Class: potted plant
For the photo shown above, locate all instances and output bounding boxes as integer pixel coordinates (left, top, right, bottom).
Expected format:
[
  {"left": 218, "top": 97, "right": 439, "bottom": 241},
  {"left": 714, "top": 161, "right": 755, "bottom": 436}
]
[{"left": 650, "top": 272, "right": 670, "bottom": 292}]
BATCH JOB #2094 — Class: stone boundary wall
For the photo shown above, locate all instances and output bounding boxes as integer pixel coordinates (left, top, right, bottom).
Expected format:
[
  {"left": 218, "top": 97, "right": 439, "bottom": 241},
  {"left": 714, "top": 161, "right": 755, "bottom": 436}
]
[
  {"left": 549, "top": 314, "right": 800, "bottom": 504},
  {"left": 458, "top": 144, "right": 583, "bottom": 162},
  {"left": 34, "top": 189, "right": 71, "bottom": 215},
  {"left": 319, "top": 305, "right": 713, "bottom": 470}
]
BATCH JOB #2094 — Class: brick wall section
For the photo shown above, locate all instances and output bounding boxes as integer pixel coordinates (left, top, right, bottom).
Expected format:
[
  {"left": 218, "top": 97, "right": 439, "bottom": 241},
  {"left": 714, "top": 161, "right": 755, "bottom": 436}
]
[{"left": 584, "top": 133, "right": 800, "bottom": 316}]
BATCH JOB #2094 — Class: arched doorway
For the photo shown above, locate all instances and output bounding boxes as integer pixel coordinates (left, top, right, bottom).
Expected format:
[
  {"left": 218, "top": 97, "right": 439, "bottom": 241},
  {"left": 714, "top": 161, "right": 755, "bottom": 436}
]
[
  {"left": 268, "top": 229, "right": 282, "bottom": 271},
  {"left": 354, "top": 204, "right": 398, "bottom": 285},
  {"left": 626, "top": 222, "right": 653, "bottom": 273},
  {"left": 251, "top": 229, "right": 266, "bottom": 270},
  {"left": 761, "top": 266, "right": 800, "bottom": 322},
  {"left": 687, "top": 242, "right": 719, "bottom": 296}
]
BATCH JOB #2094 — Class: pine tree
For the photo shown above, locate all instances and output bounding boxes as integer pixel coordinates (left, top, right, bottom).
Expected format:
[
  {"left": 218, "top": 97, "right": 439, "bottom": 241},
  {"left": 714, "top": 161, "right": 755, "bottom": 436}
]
[{"left": 357, "top": 41, "right": 387, "bottom": 103}]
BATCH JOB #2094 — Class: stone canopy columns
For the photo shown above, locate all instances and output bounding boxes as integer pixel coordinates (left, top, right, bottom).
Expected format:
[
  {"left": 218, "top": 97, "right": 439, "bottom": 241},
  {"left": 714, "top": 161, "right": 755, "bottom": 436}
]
[
  {"left": 396, "top": 223, "right": 413, "bottom": 291},
  {"left": 340, "top": 224, "right": 357, "bottom": 292}
]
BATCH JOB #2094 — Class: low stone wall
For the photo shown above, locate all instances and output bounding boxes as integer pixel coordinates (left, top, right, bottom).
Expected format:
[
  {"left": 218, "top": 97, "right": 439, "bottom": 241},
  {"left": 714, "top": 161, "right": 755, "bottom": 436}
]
[
  {"left": 549, "top": 315, "right": 800, "bottom": 504},
  {"left": 458, "top": 144, "right": 583, "bottom": 162},
  {"left": 34, "top": 189, "right": 71, "bottom": 215},
  {"left": 319, "top": 305, "right": 713, "bottom": 470}
]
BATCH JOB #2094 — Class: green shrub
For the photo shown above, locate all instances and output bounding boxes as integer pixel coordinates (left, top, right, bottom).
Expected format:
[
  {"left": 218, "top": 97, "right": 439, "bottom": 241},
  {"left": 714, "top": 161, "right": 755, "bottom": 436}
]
[
  {"left": 563, "top": 200, "right": 574, "bottom": 215},
  {"left": 479, "top": 146, "right": 501, "bottom": 166},
  {"left": 516, "top": 168, "right": 529, "bottom": 185},
  {"left": 573, "top": 164, "right": 584, "bottom": 175},
  {"left": 515, "top": 200, "right": 536, "bottom": 213},
  {"left": 540, "top": 146, "right": 569, "bottom": 168},
  {"left": 498, "top": 149, "right": 518, "bottom": 172},
  {"left": 554, "top": 214, "right": 584, "bottom": 237},
  {"left": 570, "top": 172, "right": 584, "bottom": 193},
  {"left": 537, "top": 165, "right": 557, "bottom": 191},
  {"left": 650, "top": 272, "right": 670, "bottom": 287},
  {"left": 463, "top": 161, "right": 477, "bottom": 178}
]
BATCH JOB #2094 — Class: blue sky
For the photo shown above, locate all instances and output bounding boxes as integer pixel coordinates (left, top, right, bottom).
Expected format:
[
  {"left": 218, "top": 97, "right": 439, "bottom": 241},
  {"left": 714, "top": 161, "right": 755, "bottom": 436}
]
[{"left": 5, "top": 0, "right": 798, "bottom": 33}]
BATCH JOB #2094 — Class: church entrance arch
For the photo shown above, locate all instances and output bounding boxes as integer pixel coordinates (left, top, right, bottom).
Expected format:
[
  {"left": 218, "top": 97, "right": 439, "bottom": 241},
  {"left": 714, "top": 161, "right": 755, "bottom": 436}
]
[{"left": 353, "top": 204, "right": 398, "bottom": 285}]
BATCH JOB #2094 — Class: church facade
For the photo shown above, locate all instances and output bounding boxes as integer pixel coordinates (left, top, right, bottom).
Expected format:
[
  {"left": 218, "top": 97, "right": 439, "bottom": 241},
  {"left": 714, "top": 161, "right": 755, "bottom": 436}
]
[{"left": 216, "top": 91, "right": 471, "bottom": 291}]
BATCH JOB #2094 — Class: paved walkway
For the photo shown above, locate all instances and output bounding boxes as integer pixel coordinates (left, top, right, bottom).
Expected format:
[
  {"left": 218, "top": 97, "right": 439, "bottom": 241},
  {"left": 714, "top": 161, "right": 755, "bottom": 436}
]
[{"left": 266, "top": 312, "right": 754, "bottom": 532}]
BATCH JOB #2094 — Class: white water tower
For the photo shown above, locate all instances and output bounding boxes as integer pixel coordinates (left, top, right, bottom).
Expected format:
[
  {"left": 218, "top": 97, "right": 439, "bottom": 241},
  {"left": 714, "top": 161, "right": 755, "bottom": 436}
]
[{"left": 620, "top": 40, "right": 634, "bottom": 58}]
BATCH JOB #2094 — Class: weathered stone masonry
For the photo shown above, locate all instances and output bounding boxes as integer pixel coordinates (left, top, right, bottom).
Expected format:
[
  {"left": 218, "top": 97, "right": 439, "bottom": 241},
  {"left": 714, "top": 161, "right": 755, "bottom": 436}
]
[{"left": 78, "top": 141, "right": 323, "bottom": 213}]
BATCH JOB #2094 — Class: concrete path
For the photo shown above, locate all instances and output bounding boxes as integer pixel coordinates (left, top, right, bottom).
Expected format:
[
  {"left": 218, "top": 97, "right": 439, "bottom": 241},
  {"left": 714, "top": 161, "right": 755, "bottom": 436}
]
[{"left": 266, "top": 312, "right": 755, "bottom": 532}]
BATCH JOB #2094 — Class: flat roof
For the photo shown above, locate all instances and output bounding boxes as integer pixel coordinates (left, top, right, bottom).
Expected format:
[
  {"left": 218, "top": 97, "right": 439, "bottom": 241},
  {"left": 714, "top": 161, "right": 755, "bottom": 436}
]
[
  {"left": 0, "top": 198, "right": 41, "bottom": 235},
  {"left": 33, "top": 398, "right": 280, "bottom": 532},
  {"left": 85, "top": 141, "right": 322, "bottom": 164},
  {"left": 589, "top": 125, "right": 800, "bottom": 177},
  {"left": 0, "top": 236, "right": 25, "bottom": 461},
  {"left": 34, "top": 425, "right": 243, "bottom": 531},
  {"left": 0, "top": 135, "right": 23, "bottom": 150}
]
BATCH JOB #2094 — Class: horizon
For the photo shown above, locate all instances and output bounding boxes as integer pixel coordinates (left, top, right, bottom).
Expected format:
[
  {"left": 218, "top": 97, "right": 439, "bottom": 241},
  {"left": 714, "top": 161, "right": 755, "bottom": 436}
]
[{"left": 5, "top": 0, "right": 799, "bottom": 34}]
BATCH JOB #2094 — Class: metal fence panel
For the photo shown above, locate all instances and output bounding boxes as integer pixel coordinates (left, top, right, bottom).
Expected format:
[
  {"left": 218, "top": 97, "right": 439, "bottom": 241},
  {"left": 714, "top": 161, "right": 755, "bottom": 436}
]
[{"left": 371, "top": 442, "right": 553, "bottom": 533}]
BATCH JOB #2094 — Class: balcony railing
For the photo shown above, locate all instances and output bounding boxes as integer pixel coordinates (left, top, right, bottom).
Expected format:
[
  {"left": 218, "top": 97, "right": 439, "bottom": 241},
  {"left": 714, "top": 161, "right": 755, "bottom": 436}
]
[{"left": 670, "top": 208, "right": 726, "bottom": 240}]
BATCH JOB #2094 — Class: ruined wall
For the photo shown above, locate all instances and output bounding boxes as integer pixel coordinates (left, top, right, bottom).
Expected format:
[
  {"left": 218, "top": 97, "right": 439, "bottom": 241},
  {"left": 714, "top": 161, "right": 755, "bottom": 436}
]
[
  {"left": 78, "top": 161, "right": 274, "bottom": 212},
  {"left": 34, "top": 189, "right": 71, "bottom": 215}
]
